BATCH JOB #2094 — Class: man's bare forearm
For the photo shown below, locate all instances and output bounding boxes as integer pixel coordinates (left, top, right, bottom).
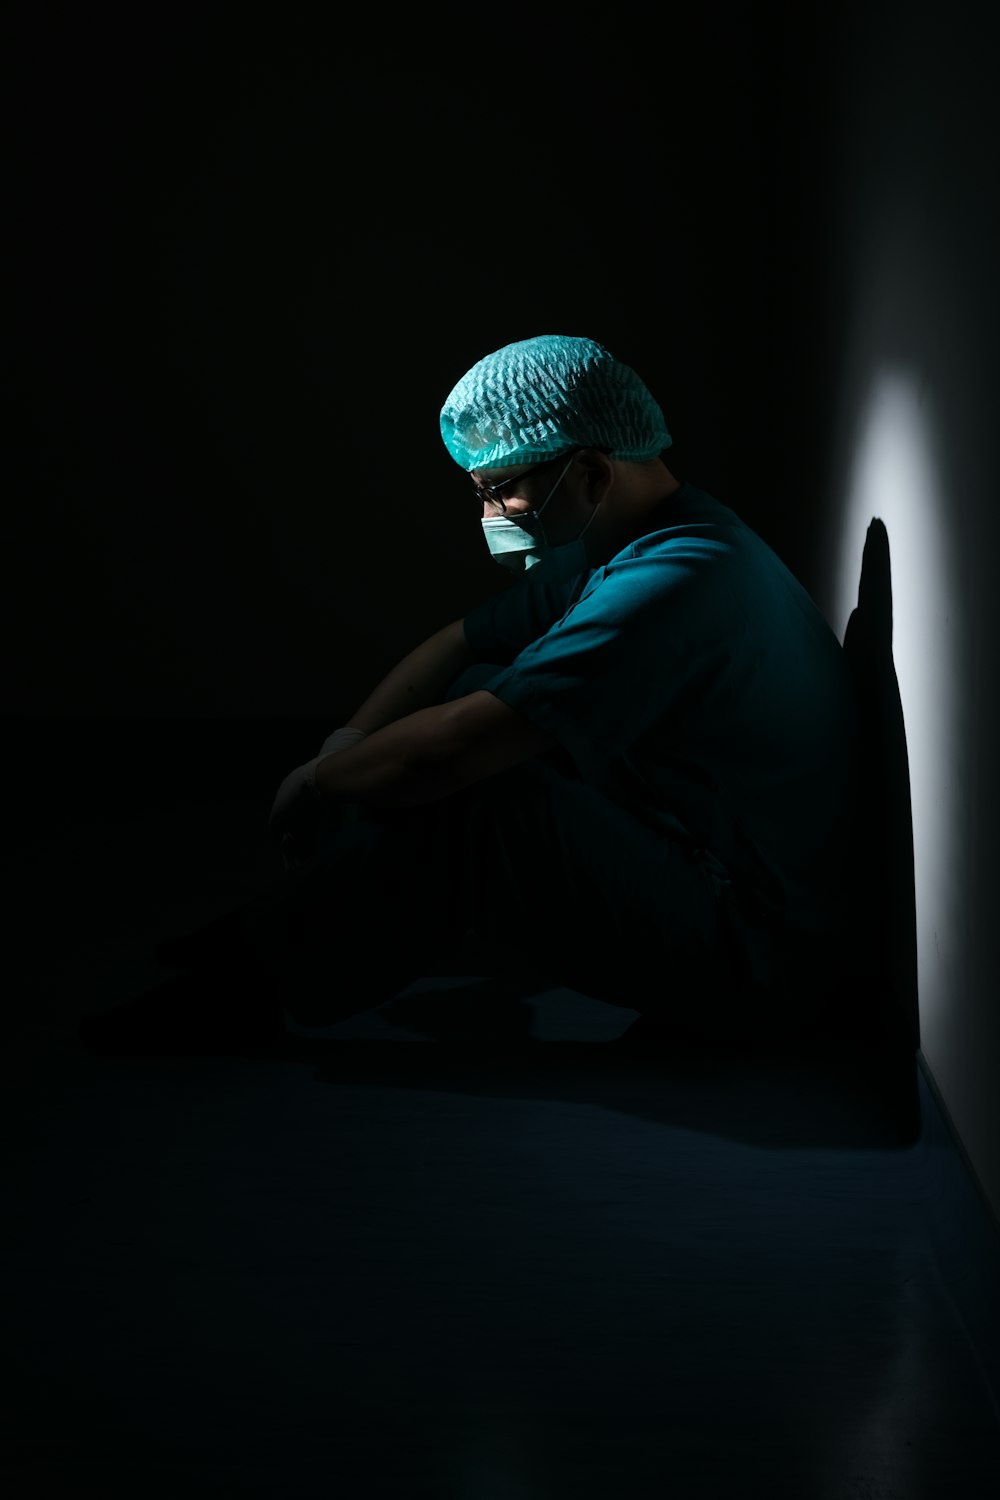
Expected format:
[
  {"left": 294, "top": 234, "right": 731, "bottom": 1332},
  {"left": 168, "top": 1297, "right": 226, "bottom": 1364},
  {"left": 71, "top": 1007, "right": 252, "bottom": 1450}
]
[
  {"left": 343, "top": 618, "right": 477, "bottom": 734},
  {"left": 314, "top": 691, "right": 555, "bottom": 809}
]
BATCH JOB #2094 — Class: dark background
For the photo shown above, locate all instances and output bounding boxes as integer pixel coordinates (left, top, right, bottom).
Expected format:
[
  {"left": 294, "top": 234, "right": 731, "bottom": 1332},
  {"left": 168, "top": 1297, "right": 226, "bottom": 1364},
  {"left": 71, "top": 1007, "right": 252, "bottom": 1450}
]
[
  {"left": 7, "top": 1, "right": 830, "bottom": 719},
  {"left": 8, "top": 5, "right": 1000, "bottom": 1225},
  {"left": 5, "top": 13, "right": 1000, "bottom": 1491}
]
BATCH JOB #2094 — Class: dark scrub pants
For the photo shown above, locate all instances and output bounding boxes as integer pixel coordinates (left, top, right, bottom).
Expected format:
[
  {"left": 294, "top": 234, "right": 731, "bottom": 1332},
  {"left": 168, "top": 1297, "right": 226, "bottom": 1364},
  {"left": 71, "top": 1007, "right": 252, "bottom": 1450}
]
[{"left": 229, "top": 753, "right": 821, "bottom": 1047}]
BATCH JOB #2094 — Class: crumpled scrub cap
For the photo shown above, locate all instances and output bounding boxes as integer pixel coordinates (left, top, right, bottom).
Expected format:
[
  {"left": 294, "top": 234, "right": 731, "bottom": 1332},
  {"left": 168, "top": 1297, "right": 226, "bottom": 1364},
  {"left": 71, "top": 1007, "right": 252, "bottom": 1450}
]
[{"left": 439, "top": 333, "right": 673, "bottom": 471}]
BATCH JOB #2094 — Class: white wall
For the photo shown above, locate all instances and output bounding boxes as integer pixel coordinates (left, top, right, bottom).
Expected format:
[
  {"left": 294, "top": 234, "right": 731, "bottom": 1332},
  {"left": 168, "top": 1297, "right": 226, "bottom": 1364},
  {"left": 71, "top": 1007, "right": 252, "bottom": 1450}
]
[{"left": 811, "top": 0, "right": 1000, "bottom": 1221}]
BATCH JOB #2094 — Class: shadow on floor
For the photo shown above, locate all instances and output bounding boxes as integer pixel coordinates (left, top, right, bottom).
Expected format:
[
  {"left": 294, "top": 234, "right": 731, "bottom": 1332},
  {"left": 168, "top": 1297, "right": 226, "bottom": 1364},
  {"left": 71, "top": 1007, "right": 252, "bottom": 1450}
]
[{"left": 254, "top": 974, "right": 922, "bottom": 1153}]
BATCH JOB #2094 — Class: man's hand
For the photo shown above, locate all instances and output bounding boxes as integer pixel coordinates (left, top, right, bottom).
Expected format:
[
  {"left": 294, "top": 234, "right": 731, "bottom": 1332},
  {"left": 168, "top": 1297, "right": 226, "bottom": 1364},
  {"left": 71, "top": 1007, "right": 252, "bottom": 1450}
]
[
  {"left": 269, "top": 757, "right": 323, "bottom": 830},
  {"left": 269, "top": 758, "right": 325, "bottom": 868},
  {"left": 269, "top": 728, "right": 369, "bottom": 871},
  {"left": 318, "top": 726, "right": 368, "bottom": 757}
]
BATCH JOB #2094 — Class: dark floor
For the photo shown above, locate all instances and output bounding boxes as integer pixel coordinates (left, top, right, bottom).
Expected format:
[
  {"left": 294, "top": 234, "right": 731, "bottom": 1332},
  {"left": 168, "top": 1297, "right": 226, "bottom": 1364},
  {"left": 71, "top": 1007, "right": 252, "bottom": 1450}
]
[{"left": 3, "top": 772, "right": 1000, "bottom": 1499}]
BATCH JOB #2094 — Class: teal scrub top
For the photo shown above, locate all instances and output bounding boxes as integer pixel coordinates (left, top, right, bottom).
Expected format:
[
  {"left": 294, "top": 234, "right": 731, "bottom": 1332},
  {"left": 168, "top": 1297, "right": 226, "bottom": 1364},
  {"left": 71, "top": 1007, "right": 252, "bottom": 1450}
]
[{"left": 462, "top": 482, "right": 868, "bottom": 950}]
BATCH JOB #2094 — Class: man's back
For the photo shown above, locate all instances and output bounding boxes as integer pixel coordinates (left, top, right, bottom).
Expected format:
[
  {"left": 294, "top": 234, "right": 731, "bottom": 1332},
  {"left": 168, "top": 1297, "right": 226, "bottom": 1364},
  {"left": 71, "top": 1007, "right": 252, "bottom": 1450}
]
[{"left": 463, "top": 483, "right": 873, "bottom": 969}]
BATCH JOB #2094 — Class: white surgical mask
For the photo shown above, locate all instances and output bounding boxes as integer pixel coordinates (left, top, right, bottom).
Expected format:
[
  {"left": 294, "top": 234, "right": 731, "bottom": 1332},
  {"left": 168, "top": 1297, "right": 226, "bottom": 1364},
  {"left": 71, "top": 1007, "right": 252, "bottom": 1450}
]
[
  {"left": 480, "top": 453, "right": 582, "bottom": 574},
  {"left": 481, "top": 514, "right": 548, "bottom": 571}
]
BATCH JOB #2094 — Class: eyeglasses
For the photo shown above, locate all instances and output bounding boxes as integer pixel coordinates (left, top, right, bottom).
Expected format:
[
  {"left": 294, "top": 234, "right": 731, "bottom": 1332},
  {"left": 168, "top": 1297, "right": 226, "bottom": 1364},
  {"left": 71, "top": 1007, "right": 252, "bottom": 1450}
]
[{"left": 471, "top": 452, "right": 577, "bottom": 515}]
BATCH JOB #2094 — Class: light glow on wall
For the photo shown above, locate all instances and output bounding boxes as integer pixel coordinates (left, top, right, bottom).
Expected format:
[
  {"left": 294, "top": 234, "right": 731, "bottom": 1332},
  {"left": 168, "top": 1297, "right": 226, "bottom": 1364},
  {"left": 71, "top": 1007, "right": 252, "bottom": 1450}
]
[{"left": 831, "top": 367, "right": 958, "bottom": 1035}]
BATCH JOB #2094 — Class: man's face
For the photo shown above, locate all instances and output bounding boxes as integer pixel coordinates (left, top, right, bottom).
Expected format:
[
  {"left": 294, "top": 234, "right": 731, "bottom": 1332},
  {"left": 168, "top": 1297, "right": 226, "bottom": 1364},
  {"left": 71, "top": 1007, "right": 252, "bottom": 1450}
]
[{"left": 470, "top": 451, "right": 585, "bottom": 547}]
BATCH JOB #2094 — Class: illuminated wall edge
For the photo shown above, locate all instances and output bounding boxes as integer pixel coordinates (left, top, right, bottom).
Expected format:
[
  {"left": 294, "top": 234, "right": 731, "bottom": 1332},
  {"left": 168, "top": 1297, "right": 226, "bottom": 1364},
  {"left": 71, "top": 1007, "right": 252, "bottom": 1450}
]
[
  {"left": 824, "top": 354, "right": 1000, "bottom": 1230},
  {"left": 830, "top": 364, "right": 958, "bottom": 1052}
]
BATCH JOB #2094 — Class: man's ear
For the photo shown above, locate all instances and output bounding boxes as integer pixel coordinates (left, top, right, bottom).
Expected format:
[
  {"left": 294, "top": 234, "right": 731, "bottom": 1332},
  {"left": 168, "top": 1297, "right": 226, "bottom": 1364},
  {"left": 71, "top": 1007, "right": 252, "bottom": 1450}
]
[{"left": 577, "top": 447, "right": 616, "bottom": 503}]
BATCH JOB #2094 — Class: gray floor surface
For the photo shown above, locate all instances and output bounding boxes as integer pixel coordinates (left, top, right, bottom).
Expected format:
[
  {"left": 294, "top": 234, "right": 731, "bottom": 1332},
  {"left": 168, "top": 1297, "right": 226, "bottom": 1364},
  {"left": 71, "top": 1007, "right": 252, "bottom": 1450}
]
[{"left": 3, "top": 796, "right": 1000, "bottom": 1499}]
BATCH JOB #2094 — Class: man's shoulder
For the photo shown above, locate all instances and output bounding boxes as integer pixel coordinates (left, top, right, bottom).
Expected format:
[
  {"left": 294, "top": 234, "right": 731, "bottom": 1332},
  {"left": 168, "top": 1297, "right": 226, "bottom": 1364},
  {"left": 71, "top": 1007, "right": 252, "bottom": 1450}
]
[
  {"left": 613, "top": 485, "right": 751, "bottom": 573},
  {"left": 643, "top": 481, "right": 746, "bottom": 537}
]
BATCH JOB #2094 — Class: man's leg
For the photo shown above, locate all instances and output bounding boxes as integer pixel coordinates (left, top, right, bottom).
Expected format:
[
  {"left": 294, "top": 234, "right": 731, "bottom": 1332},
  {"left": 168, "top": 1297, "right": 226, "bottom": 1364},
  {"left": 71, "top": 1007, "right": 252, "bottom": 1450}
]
[
  {"left": 236, "top": 761, "right": 737, "bottom": 1033},
  {"left": 79, "top": 759, "right": 750, "bottom": 1056}
]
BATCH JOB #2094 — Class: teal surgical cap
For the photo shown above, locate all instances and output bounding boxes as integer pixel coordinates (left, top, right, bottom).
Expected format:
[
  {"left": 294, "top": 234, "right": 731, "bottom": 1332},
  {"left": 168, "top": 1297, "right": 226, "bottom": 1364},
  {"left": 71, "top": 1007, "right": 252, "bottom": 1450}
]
[{"left": 439, "top": 334, "right": 673, "bottom": 471}]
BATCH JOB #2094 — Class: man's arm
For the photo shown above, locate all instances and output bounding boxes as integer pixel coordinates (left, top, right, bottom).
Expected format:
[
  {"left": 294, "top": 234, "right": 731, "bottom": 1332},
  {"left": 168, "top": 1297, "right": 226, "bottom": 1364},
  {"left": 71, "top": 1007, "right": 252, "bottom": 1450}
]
[
  {"left": 313, "top": 690, "right": 556, "bottom": 808},
  {"left": 269, "top": 620, "right": 515, "bottom": 856},
  {"left": 342, "top": 618, "right": 479, "bottom": 734}
]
